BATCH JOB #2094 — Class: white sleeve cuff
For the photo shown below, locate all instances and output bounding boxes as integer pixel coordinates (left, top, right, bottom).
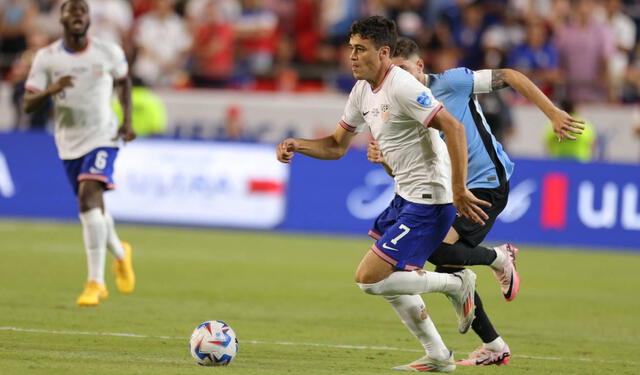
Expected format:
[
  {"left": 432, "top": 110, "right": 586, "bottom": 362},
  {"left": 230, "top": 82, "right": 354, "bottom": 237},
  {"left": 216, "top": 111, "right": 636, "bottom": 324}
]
[{"left": 473, "top": 69, "right": 492, "bottom": 94}]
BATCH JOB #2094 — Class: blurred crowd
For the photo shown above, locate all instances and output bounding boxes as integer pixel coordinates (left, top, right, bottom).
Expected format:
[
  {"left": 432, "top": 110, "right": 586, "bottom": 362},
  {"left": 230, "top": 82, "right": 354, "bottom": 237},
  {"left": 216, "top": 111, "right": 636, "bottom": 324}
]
[
  {"left": 4, "top": 0, "right": 640, "bottom": 146},
  {"left": 2, "top": 0, "right": 640, "bottom": 100}
]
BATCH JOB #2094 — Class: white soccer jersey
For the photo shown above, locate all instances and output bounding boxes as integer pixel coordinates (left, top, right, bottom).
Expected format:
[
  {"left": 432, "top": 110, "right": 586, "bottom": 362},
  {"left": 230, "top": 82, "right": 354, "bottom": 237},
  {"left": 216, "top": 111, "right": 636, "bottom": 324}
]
[
  {"left": 340, "top": 65, "right": 452, "bottom": 204},
  {"left": 25, "top": 38, "right": 128, "bottom": 160}
]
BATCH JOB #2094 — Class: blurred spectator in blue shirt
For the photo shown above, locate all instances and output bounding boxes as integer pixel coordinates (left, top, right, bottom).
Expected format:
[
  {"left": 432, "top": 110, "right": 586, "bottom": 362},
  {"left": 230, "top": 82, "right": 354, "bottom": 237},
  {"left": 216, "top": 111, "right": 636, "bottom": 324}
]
[
  {"left": 452, "top": 1, "right": 486, "bottom": 70},
  {"left": 508, "top": 18, "right": 559, "bottom": 96}
]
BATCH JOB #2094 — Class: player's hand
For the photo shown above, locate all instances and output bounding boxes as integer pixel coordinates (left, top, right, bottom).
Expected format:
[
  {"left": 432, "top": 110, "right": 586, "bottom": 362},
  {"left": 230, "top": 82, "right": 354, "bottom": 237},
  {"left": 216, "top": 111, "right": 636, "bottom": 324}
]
[
  {"left": 276, "top": 138, "right": 299, "bottom": 163},
  {"left": 551, "top": 109, "right": 585, "bottom": 142},
  {"left": 115, "top": 125, "right": 136, "bottom": 142},
  {"left": 453, "top": 188, "right": 491, "bottom": 226},
  {"left": 367, "top": 141, "right": 385, "bottom": 163},
  {"left": 48, "top": 75, "right": 74, "bottom": 95}
]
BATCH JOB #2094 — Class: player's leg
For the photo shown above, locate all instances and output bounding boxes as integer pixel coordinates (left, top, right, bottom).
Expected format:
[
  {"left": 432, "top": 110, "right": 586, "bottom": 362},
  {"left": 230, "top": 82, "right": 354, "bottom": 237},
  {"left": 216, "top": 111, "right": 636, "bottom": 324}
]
[
  {"left": 357, "top": 197, "right": 456, "bottom": 371},
  {"left": 384, "top": 294, "right": 455, "bottom": 371},
  {"left": 428, "top": 184, "right": 513, "bottom": 365},
  {"left": 356, "top": 200, "right": 477, "bottom": 334},
  {"left": 104, "top": 210, "right": 135, "bottom": 293},
  {"left": 104, "top": 211, "right": 125, "bottom": 259},
  {"left": 435, "top": 265, "right": 511, "bottom": 366},
  {"left": 76, "top": 179, "right": 109, "bottom": 306},
  {"left": 73, "top": 148, "right": 123, "bottom": 305},
  {"left": 429, "top": 184, "right": 519, "bottom": 301}
]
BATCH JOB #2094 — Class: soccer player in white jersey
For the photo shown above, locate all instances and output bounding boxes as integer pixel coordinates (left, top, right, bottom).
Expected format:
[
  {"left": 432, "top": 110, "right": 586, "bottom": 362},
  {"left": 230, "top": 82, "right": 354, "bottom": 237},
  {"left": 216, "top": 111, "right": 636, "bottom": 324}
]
[
  {"left": 23, "top": 0, "right": 136, "bottom": 307},
  {"left": 276, "top": 16, "right": 492, "bottom": 372}
]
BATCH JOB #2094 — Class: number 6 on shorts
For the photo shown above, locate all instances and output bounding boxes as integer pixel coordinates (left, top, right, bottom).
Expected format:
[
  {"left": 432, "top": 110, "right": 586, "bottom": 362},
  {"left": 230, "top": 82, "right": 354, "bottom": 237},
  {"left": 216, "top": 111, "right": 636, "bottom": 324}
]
[{"left": 94, "top": 150, "right": 108, "bottom": 170}]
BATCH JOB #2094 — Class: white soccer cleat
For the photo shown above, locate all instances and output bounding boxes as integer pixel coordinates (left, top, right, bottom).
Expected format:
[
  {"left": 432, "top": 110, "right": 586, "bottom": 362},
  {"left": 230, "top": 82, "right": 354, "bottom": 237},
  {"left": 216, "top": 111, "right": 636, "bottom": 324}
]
[
  {"left": 456, "top": 344, "right": 511, "bottom": 366},
  {"left": 492, "top": 243, "right": 520, "bottom": 301},
  {"left": 446, "top": 269, "right": 476, "bottom": 334},
  {"left": 393, "top": 352, "right": 456, "bottom": 372}
]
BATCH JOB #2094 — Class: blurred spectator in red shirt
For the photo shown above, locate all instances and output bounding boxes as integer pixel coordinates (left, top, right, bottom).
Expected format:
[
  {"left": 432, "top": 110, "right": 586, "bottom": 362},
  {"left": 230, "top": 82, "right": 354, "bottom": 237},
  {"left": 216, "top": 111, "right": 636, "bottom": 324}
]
[
  {"left": 555, "top": 0, "right": 615, "bottom": 103},
  {"left": 234, "top": 0, "right": 278, "bottom": 81},
  {"left": 191, "top": 0, "right": 235, "bottom": 88}
]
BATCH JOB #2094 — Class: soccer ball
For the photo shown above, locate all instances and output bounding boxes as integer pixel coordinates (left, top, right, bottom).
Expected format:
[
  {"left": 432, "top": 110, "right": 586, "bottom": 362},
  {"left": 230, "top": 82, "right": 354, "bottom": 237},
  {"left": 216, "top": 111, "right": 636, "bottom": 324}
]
[{"left": 189, "top": 320, "right": 238, "bottom": 366}]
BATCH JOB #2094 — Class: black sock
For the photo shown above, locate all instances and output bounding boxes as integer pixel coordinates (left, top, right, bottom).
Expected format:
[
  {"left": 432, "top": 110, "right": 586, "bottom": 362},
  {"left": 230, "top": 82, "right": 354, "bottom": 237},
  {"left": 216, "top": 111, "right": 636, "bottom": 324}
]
[
  {"left": 429, "top": 242, "right": 497, "bottom": 267},
  {"left": 470, "top": 292, "right": 499, "bottom": 343},
  {"left": 434, "top": 266, "right": 499, "bottom": 344}
]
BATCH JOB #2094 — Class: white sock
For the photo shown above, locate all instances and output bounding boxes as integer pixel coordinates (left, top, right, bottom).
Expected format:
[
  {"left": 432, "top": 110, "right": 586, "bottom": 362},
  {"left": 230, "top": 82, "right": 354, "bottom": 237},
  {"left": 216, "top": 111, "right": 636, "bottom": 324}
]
[
  {"left": 104, "top": 211, "right": 125, "bottom": 259},
  {"left": 490, "top": 247, "right": 506, "bottom": 269},
  {"left": 79, "top": 208, "right": 108, "bottom": 284},
  {"left": 384, "top": 295, "right": 450, "bottom": 360},
  {"left": 484, "top": 336, "right": 506, "bottom": 352},
  {"left": 358, "top": 270, "right": 462, "bottom": 296}
]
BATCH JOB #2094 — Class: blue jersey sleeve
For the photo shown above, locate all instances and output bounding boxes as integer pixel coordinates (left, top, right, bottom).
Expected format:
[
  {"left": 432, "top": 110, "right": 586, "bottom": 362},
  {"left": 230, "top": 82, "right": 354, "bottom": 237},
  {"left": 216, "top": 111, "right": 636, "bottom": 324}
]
[{"left": 441, "top": 67, "right": 475, "bottom": 96}]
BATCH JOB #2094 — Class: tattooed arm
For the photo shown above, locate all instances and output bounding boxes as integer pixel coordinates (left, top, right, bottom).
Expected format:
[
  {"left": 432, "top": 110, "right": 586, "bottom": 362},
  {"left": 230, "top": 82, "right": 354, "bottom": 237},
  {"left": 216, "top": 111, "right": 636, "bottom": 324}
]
[
  {"left": 490, "top": 69, "right": 510, "bottom": 90},
  {"left": 487, "top": 68, "right": 585, "bottom": 141}
]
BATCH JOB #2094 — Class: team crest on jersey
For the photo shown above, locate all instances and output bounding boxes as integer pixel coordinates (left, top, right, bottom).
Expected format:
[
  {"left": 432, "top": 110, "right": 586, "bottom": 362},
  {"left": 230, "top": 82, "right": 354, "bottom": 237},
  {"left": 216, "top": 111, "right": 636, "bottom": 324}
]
[
  {"left": 417, "top": 92, "right": 432, "bottom": 107},
  {"left": 92, "top": 64, "right": 104, "bottom": 77},
  {"left": 380, "top": 104, "right": 390, "bottom": 121}
]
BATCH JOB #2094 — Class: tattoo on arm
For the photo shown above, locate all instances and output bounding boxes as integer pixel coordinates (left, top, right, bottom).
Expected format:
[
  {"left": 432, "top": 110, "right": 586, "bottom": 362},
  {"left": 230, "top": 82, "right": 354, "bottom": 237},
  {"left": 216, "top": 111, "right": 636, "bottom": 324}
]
[{"left": 491, "top": 69, "right": 510, "bottom": 90}]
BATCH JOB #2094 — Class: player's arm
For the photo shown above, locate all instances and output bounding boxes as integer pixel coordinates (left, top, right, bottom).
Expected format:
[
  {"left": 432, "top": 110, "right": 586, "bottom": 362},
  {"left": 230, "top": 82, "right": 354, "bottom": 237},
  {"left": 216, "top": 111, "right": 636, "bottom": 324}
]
[
  {"left": 276, "top": 124, "right": 357, "bottom": 163},
  {"left": 114, "top": 75, "right": 136, "bottom": 142},
  {"left": 487, "top": 68, "right": 585, "bottom": 141},
  {"left": 430, "top": 108, "right": 490, "bottom": 225},
  {"left": 23, "top": 76, "right": 73, "bottom": 113}
]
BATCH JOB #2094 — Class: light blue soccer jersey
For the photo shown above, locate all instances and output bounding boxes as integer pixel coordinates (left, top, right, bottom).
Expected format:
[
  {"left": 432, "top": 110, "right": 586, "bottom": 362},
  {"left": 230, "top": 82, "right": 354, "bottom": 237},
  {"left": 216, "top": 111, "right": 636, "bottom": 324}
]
[{"left": 426, "top": 68, "right": 514, "bottom": 189}]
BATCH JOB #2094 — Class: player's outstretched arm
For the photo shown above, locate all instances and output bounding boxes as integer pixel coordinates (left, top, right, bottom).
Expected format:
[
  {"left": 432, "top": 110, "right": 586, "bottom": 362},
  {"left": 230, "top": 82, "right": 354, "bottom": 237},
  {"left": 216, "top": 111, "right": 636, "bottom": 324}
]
[
  {"left": 490, "top": 68, "right": 585, "bottom": 141},
  {"left": 114, "top": 75, "right": 136, "bottom": 142},
  {"left": 431, "top": 108, "right": 491, "bottom": 225},
  {"left": 23, "top": 75, "right": 74, "bottom": 113},
  {"left": 276, "top": 124, "right": 356, "bottom": 163},
  {"left": 367, "top": 140, "right": 394, "bottom": 177}
]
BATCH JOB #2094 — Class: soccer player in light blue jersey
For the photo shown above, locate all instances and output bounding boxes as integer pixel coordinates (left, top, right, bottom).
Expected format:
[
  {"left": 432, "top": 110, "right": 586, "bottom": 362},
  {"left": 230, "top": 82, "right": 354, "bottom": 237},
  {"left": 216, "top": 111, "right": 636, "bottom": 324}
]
[{"left": 368, "top": 37, "right": 584, "bottom": 366}]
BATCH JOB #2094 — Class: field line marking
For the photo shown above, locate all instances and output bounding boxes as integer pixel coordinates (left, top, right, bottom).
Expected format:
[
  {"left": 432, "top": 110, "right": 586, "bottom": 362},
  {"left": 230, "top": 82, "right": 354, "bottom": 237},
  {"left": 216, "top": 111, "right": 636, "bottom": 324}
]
[{"left": 1, "top": 326, "right": 637, "bottom": 366}]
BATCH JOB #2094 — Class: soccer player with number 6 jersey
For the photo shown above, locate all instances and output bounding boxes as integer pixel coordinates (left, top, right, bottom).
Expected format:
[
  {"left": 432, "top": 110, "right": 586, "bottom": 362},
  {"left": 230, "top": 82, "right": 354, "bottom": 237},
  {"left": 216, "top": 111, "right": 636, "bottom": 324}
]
[{"left": 23, "top": 0, "right": 136, "bottom": 307}]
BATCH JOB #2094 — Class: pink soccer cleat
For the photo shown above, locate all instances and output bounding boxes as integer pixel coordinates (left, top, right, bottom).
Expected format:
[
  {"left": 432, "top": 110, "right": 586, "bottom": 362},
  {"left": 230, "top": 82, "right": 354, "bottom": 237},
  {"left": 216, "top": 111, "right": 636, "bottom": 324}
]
[
  {"left": 492, "top": 243, "right": 520, "bottom": 301},
  {"left": 456, "top": 344, "right": 511, "bottom": 366}
]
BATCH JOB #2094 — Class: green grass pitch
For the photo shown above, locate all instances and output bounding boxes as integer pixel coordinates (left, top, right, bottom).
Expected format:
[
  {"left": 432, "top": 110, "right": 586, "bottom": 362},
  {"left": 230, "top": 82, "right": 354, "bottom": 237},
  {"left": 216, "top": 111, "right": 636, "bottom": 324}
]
[{"left": 0, "top": 220, "right": 639, "bottom": 374}]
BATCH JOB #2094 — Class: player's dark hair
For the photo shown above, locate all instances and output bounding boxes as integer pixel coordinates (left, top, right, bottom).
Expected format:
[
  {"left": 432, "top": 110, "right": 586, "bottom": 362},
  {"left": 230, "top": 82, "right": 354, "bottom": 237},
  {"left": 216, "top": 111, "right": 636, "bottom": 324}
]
[
  {"left": 349, "top": 16, "right": 398, "bottom": 54},
  {"left": 60, "top": 0, "right": 88, "bottom": 13},
  {"left": 393, "top": 37, "right": 420, "bottom": 59}
]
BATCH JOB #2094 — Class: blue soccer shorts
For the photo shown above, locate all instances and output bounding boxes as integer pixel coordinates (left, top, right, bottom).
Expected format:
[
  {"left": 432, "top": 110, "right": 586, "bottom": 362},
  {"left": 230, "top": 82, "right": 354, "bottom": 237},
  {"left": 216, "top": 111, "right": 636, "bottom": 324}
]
[
  {"left": 62, "top": 147, "right": 119, "bottom": 195},
  {"left": 368, "top": 194, "right": 456, "bottom": 271}
]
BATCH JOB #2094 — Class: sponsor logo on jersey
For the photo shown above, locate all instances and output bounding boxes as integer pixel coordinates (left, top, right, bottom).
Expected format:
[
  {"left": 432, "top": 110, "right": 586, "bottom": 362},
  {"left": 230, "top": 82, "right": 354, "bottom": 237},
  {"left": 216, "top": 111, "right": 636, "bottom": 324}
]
[{"left": 417, "top": 92, "right": 432, "bottom": 107}]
